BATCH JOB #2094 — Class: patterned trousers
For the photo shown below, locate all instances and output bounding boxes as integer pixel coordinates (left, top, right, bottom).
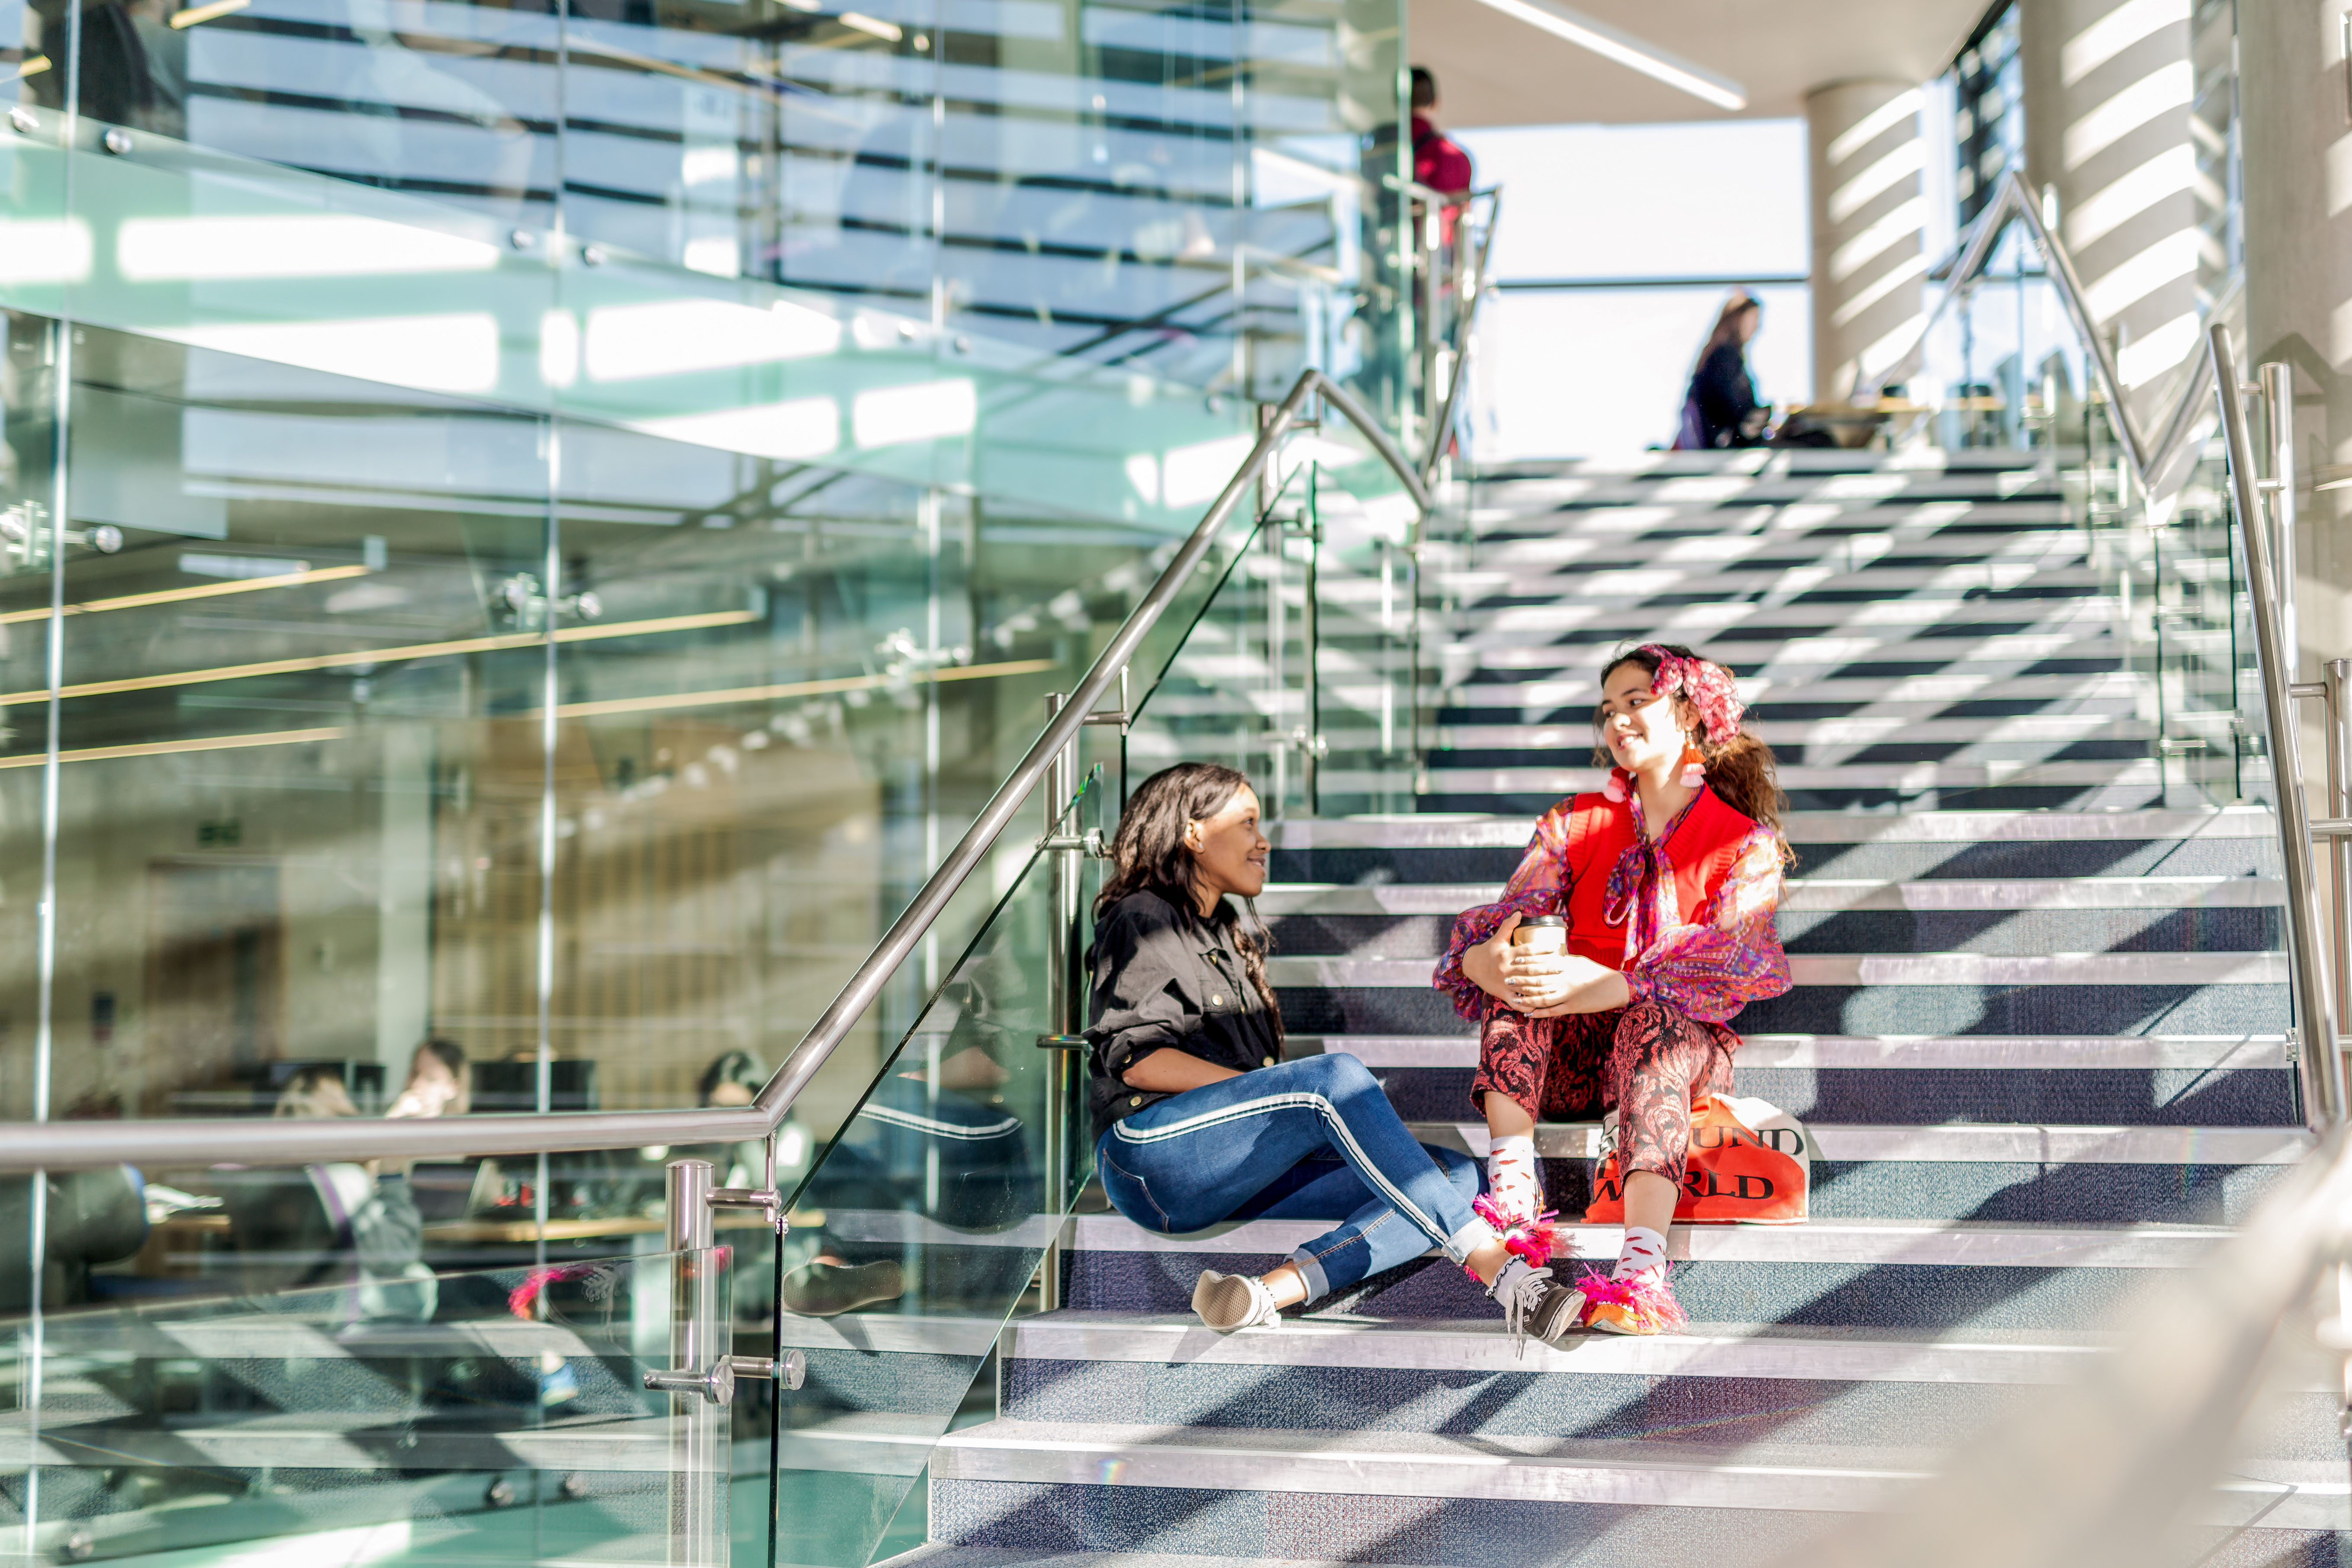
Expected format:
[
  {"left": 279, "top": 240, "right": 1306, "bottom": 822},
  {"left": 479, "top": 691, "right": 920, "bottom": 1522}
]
[{"left": 1471, "top": 1000, "right": 1737, "bottom": 1185}]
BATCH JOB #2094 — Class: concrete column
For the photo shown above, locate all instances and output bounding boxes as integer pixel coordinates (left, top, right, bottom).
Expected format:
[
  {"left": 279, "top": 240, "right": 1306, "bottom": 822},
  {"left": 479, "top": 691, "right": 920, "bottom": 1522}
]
[
  {"left": 2244, "top": 1, "right": 2352, "bottom": 729},
  {"left": 2242, "top": 0, "right": 2352, "bottom": 1099},
  {"left": 2019, "top": 0, "right": 2209, "bottom": 415},
  {"left": 1806, "top": 80, "right": 1930, "bottom": 402}
]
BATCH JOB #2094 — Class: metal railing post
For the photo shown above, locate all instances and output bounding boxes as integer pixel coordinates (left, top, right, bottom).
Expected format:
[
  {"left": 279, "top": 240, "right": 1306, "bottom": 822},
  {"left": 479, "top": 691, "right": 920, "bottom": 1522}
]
[
  {"left": 1301, "top": 466, "right": 1322, "bottom": 816},
  {"left": 663, "top": 1157, "right": 721, "bottom": 1568},
  {"left": 2326, "top": 660, "right": 2352, "bottom": 1131},
  {"left": 2261, "top": 360, "right": 2299, "bottom": 671},
  {"left": 2212, "top": 326, "right": 2344, "bottom": 1131},
  {"left": 1037, "top": 696, "right": 1077, "bottom": 1306}
]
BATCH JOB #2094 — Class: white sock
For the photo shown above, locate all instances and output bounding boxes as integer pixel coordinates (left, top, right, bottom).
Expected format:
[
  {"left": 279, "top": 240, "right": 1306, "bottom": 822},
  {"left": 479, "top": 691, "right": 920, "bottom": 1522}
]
[
  {"left": 1486, "top": 1134, "right": 1539, "bottom": 1219},
  {"left": 1614, "top": 1225, "right": 1669, "bottom": 1282}
]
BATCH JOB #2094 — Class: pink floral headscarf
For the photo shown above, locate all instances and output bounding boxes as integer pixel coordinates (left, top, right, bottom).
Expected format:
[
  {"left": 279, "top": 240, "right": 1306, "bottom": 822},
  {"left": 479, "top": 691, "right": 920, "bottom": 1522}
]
[{"left": 1634, "top": 644, "right": 1744, "bottom": 744}]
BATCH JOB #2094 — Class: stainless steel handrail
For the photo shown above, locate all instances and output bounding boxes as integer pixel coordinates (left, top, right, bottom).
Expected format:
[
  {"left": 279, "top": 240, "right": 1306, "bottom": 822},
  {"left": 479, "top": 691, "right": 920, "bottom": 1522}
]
[
  {"left": 2212, "top": 325, "right": 2349, "bottom": 1130},
  {"left": 1891, "top": 177, "right": 2341, "bottom": 1125},
  {"left": 1421, "top": 187, "right": 1502, "bottom": 481},
  {"left": 0, "top": 368, "right": 1428, "bottom": 1173},
  {"left": 1879, "top": 167, "right": 2227, "bottom": 495}
]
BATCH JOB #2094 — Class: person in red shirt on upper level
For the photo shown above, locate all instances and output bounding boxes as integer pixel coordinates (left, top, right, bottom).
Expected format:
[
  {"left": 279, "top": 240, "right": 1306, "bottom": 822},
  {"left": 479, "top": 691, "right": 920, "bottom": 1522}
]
[{"left": 1410, "top": 68, "right": 1474, "bottom": 203}]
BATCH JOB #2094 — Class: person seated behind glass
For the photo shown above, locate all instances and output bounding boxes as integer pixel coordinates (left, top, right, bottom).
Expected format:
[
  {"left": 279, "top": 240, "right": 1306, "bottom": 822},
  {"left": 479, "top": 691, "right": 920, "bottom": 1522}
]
[
  {"left": 388, "top": 1038, "right": 469, "bottom": 1121},
  {"left": 222, "top": 1066, "right": 433, "bottom": 1320},
  {"left": 692, "top": 1050, "right": 806, "bottom": 1192}
]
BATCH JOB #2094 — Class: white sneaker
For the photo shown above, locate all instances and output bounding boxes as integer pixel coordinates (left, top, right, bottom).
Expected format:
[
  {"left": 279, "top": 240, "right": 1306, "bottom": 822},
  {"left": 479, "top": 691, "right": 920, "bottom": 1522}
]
[{"left": 1191, "top": 1269, "right": 1284, "bottom": 1332}]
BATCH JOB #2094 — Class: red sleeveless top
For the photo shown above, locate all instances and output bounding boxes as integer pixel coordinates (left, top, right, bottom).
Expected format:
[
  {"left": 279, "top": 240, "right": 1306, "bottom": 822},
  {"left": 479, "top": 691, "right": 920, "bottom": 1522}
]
[{"left": 1560, "top": 787, "right": 1761, "bottom": 970}]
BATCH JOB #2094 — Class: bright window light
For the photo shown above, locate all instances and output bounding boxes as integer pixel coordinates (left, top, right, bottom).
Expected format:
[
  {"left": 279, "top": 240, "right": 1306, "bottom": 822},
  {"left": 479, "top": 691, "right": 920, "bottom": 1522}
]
[
  {"left": 0, "top": 219, "right": 92, "bottom": 285},
  {"left": 117, "top": 215, "right": 500, "bottom": 281},
  {"left": 2116, "top": 310, "right": 2200, "bottom": 385},
  {"left": 180, "top": 553, "right": 309, "bottom": 579},
  {"left": 170, "top": 0, "right": 251, "bottom": 28},
  {"left": 540, "top": 308, "right": 582, "bottom": 388},
  {"left": 839, "top": 12, "right": 903, "bottom": 41},
  {"left": 1160, "top": 434, "right": 1255, "bottom": 508},
  {"left": 853, "top": 379, "right": 975, "bottom": 447},
  {"left": 2066, "top": 143, "right": 2198, "bottom": 249},
  {"left": 2063, "top": 61, "right": 2193, "bottom": 169},
  {"left": 2082, "top": 228, "right": 2199, "bottom": 321},
  {"left": 1124, "top": 453, "right": 1160, "bottom": 504},
  {"left": 168, "top": 314, "right": 503, "bottom": 395},
  {"left": 2062, "top": 0, "right": 2190, "bottom": 86},
  {"left": 680, "top": 145, "right": 739, "bottom": 186},
  {"left": 682, "top": 236, "right": 740, "bottom": 277},
  {"left": 1827, "top": 90, "right": 1923, "bottom": 166},
  {"left": 1457, "top": 0, "right": 1744, "bottom": 111},
  {"left": 584, "top": 298, "right": 843, "bottom": 382},
  {"left": 1828, "top": 138, "right": 1925, "bottom": 224},
  {"left": 637, "top": 398, "right": 840, "bottom": 461}
]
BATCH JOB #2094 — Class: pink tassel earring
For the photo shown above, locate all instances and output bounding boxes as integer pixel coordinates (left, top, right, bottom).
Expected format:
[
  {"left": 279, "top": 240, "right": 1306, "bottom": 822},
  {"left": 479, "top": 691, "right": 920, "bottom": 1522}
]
[
  {"left": 1676, "top": 745, "right": 1705, "bottom": 790},
  {"left": 1603, "top": 768, "right": 1628, "bottom": 803}
]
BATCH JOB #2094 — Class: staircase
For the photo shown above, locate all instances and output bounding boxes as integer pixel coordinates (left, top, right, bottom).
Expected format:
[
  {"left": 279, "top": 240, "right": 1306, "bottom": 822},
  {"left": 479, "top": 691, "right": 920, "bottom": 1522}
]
[{"left": 905, "top": 449, "right": 2343, "bottom": 1564}]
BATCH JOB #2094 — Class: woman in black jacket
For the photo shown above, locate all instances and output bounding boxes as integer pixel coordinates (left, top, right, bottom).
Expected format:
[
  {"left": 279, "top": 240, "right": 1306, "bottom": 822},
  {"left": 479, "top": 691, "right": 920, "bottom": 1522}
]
[
  {"left": 1677, "top": 292, "right": 1769, "bottom": 449},
  {"left": 1085, "top": 762, "right": 1584, "bottom": 1342}
]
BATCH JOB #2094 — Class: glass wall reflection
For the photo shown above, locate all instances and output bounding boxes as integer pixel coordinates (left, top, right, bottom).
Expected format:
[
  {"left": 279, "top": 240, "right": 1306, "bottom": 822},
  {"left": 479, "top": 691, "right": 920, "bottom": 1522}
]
[
  {"left": 0, "top": 0, "right": 1409, "bottom": 1295},
  {"left": 21, "top": 0, "right": 1403, "bottom": 407},
  {"left": 0, "top": 309, "right": 1209, "bottom": 1157}
]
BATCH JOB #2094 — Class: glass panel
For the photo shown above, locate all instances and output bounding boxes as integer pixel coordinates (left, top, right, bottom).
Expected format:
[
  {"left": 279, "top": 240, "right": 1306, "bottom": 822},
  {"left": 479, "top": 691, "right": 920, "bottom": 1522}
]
[
  {"left": 1115, "top": 446, "right": 1297, "bottom": 805},
  {"left": 1116, "top": 431, "right": 1426, "bottom": 820},
  {"left": 1, "top": 1201, "right": 733, "bottom": 1565},
  {"left": 60, "top": 0, "right": 561, "bottom": 236},
  {"left": 769, "top": 774, "right": 1098, "bottom": 1568},
  {"left": 37, "top": 316, "right": 551, "bottom": 1129},
  {"left": 0, "top": 310, "right": 58, "bottom": 1123},
  {"left": 1882, "top": 205, "right": 2257, "bottom": 815}
]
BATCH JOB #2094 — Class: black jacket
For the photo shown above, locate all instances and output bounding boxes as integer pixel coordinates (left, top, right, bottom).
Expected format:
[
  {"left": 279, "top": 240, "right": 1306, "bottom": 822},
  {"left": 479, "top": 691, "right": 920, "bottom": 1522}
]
[
  {"left": 1690, "top": 343, "right": 1760, "bottom": 448},
  {"left": 1084, "top": 889, "right": 1283, "bottom": 1141}
]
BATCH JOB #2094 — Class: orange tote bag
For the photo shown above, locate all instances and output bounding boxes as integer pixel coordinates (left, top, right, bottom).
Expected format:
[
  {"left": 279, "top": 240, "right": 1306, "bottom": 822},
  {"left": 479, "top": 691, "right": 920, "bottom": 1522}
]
[{"left": 1584, "top": 1094, "right": 1812, "bottom": 1225}]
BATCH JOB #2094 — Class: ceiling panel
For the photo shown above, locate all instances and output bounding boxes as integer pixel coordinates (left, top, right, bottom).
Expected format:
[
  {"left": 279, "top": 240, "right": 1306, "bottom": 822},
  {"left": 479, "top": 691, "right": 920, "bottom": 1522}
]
[{"left": 1408, "top": 0, "right": 1987, "bottom": 127}]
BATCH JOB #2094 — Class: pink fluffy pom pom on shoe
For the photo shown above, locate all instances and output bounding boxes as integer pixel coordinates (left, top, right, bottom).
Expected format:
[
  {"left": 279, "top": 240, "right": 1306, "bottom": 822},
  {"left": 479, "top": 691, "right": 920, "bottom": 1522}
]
[
  {"left": 1468, "top": 1192, "right": 1563, "bottom": 1270},
  {"left": 1573, "top": 1267, "right": 1686, "bottom": 1336}
]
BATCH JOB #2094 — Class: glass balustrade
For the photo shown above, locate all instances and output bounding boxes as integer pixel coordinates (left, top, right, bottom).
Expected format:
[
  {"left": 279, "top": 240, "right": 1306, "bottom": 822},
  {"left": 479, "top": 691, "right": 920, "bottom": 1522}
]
[
  {"left": 0, "top": 765, "right": 1106, "bottom": 1567},
  {"left": 1870, "top": 198, "right": 2261, "bottom": 816},
  {"left": 764, "top": 766, "right": 1100, "bottom": 1568},
  {"left": 1, "top": 1226, "right": 735, "bottom": 1565},
  {"left": 1111, "top": 431, "right": 1425, "bottom": 821}
]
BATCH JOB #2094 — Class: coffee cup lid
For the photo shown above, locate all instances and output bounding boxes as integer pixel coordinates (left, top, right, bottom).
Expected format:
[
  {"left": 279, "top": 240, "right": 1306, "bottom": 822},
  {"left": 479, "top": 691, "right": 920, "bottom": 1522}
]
[{"left": 1519, "top": 915, "right": 1565, "bottom": 927}]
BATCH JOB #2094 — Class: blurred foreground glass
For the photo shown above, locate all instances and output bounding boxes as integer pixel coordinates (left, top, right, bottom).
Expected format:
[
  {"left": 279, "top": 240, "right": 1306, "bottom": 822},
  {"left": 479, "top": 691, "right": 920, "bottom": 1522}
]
[{"left": 1, "top": 1221, "right": 735, "bottom": 1564}]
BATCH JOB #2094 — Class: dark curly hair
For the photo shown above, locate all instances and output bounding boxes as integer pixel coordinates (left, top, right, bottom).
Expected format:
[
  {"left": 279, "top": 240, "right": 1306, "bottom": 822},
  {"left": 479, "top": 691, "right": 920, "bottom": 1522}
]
[
  {"left": 1095, "top": 762, "right": 1283, "bottom": 1041},
  {"left": 1596, "top": 642, "right": 1791, "bottom": 860}
]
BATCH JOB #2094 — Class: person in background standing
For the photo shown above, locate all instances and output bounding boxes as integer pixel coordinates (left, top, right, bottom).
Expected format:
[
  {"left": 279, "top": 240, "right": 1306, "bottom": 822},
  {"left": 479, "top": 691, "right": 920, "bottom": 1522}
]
[
  {"left": 1411, "top": 68, "right": 1474, "bottom": 199},
  {"left": 1675, "top": 292, "right": 1771, "bottom": 450},
  {"left": 1410, "top": 67, "right": 1474, "bottom": 247}
]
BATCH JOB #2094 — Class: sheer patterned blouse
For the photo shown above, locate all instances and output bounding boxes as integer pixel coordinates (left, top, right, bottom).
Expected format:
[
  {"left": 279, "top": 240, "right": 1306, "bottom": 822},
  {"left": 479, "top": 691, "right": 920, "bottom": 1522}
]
[{"left": 1433, "top": 790, "right": 1791, "bottom": 1026}]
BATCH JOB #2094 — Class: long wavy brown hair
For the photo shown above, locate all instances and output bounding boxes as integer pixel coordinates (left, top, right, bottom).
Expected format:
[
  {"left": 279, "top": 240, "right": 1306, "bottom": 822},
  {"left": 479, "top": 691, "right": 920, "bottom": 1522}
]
[
  {"left": 1691, "top": 291, "right": 1760, "bottom": 376},
  {"left": 1594, "top": 643, "right": 1791, "bottom": 861},
  {"left": 1095, "top": 762, "right": 1284, "bottom": 1040}
]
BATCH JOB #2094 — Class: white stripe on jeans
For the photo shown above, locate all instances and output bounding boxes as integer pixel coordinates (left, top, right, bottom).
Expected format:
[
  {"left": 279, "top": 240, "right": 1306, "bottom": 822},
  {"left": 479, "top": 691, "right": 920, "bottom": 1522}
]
[{"left": 1110, "top": 1089, "right": 1486, "bottom": 1263}]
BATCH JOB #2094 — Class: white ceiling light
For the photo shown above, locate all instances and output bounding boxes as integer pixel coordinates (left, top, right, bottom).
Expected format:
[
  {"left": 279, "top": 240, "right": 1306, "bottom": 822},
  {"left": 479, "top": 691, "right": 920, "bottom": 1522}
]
[{"left": 1460, "top": 0, "right": 1747, "bottom": 111}]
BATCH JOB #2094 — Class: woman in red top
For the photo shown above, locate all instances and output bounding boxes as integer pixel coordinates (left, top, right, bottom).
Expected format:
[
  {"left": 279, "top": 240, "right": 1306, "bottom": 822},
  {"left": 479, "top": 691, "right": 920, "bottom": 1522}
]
[{"left": 1434, "top": 643, "right": 1792, "bottom": 1335}]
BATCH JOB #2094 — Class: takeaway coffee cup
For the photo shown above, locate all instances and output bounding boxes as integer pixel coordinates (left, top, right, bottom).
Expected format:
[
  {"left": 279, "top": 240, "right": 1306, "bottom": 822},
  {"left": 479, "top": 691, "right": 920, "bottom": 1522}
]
[{"left": 1511, "top": 915, "right": 1567, "bottom": 956}]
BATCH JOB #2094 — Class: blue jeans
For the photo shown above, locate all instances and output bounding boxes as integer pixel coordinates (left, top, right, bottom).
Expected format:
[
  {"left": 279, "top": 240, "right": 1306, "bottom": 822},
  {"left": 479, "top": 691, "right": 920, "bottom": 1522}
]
[{"left": 1095, "top": 1052, "right": 1496, "bottom": 1301}]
